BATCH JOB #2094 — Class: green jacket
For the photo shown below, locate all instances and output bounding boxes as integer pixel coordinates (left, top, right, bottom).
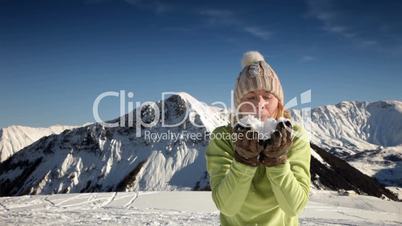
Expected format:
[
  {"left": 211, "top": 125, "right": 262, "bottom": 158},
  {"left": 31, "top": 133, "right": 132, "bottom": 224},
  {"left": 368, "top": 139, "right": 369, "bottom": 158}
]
[{"left": 205, "top": 123, "right": 311, "bottom": 226}]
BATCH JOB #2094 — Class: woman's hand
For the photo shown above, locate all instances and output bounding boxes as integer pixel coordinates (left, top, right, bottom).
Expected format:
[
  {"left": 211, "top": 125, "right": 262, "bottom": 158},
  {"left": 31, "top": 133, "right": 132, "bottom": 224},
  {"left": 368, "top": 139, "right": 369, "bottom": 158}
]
[
  {"left": 233, "top": 125, "right": 261, "bottom": 167},
  {"left": 259, "top": 121, "right": 293, "bottom": 167}
]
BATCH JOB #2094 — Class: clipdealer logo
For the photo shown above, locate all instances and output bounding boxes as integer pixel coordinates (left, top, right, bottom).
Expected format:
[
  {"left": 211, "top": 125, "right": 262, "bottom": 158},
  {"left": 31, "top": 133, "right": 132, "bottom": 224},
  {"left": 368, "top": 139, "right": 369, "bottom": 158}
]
[{"left": 92, "top": 90, "right": 312, "bottom": 140}]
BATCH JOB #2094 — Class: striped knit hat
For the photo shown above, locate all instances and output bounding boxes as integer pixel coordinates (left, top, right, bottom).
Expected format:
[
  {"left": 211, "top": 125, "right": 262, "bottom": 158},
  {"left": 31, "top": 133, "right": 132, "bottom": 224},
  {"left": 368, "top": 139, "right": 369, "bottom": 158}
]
[{"left": 234, "top": 51, "right": 284, "bottom": 109}]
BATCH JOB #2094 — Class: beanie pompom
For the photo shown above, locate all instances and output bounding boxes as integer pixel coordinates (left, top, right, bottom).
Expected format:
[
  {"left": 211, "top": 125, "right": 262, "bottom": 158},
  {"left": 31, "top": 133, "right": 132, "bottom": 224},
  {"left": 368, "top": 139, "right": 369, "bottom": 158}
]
[{"left": 241, "top": 51, "right": 265, "bottom": 68}]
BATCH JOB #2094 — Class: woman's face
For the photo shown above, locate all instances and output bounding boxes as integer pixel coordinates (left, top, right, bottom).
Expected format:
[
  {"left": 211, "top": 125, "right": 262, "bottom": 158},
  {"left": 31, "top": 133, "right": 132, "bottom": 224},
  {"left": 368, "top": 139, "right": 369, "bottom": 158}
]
[{"left": 239, "top": 89, "right": 279, "bottom": 121}]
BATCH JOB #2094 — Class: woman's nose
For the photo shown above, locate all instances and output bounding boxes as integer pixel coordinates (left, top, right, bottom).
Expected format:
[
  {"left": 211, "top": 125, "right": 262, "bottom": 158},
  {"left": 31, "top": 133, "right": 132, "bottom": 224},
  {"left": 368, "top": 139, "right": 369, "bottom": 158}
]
[{"left": 257, "top": 95, "right": 266, "bottom": 108}]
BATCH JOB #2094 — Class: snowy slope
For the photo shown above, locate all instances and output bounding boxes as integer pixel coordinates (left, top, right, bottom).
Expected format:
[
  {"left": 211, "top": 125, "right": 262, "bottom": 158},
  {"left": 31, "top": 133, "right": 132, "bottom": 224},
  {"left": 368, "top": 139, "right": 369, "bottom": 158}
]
[
  {"left": 0, "top": 190, "right": 401, "bottom": 225},
  {"left": 345, "top": 144, "right": 402, "bottom": 198},
  {"left": 0, "top": 125, "right": 78, "bottom": 162}
]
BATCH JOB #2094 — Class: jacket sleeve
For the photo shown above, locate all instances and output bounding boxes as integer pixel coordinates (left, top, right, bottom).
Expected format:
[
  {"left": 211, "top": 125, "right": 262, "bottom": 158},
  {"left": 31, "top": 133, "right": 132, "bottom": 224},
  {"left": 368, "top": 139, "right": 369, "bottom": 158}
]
[
  {"left": 205, "top": 125, "right": 257, "bottom": 216},
  {"left": 265, "top": 124, "right": 311, "bottom": 217}
]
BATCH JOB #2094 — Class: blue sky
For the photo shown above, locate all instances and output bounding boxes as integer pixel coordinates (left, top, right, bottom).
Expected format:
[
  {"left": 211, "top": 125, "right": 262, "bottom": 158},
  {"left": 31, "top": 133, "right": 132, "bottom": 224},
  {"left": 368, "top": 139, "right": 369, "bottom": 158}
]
[{"left": 0, "top": 0, "right": 401, "bottom": 128}]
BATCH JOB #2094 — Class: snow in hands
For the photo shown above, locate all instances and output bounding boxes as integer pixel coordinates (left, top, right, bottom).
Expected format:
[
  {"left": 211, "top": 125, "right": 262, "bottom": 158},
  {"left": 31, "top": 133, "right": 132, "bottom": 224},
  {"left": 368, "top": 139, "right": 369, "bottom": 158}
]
[{"left": 235, "top": 115, "right": 292, "bottom": 140}]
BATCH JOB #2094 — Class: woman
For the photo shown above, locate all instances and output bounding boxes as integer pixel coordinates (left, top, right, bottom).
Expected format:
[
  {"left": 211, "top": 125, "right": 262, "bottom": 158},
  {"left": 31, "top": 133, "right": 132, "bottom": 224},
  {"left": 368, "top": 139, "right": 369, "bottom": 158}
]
[{"left": 205, "top": 51, "right": 311, "bottom": 226}]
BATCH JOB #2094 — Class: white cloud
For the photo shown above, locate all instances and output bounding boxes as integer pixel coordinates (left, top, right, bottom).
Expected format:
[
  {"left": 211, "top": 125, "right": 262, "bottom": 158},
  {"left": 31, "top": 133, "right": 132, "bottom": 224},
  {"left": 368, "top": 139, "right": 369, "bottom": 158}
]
[
  {"left": 124, "top": 0, "right": 173, "bottom": 14},
  {"left": 199, "top": 9, "right": 237, "bottom": 26},
  {"left": 300, "top": 55, "right": 316, "bottom": 63},
  {"left": 305, "top": 0, "right": 402, "bottom": 55},
  {"left": 199, "top": 9, "right": 273, "bottom": 41},
  {"left": 243, "top": 26, "right": 272, "bottom": 40},
  {"left": 84, "top": 0, "right": 172, "bottom": 13},
  {"left": 306, "top": 0, "right": 356, "bottom": 39}
]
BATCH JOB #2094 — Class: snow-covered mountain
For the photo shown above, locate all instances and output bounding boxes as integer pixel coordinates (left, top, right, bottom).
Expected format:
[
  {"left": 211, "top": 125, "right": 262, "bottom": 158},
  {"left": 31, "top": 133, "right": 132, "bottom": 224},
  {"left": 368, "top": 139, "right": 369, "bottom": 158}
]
[
  {"left": 291, "top": 100, "right": 402, "bottom": 192},
  {"left": 345, "top": 144, "right": 402, "bottom": 197},
  {"left": 0, "top": 125, "right": 78, "bottom": 162},
  {"left": 291, "top": 100, "right": 402, "bottom": 152},
  {"left": 0, "top": 93, "right": 229, "bottom": 196},
  {"left": 0, "top": 93, "right": 400, "bottom": 201}
]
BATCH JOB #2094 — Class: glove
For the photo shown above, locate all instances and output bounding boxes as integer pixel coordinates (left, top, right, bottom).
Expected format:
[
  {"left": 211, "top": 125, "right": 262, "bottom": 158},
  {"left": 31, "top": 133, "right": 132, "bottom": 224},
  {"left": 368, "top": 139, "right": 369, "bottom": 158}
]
[
  {"left": 233, "top": 124, "right": 261, "bottom": 167},
  {"left": 259, "top": 120, "right": 293, "bottom": 167}
]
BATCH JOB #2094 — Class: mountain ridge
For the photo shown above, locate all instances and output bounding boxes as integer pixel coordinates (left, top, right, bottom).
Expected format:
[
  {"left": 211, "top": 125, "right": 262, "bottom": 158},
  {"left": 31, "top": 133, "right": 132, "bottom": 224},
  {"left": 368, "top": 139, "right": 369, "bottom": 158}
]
[{"left": 0, "top": 93, "right": 400, "bottom": 201}]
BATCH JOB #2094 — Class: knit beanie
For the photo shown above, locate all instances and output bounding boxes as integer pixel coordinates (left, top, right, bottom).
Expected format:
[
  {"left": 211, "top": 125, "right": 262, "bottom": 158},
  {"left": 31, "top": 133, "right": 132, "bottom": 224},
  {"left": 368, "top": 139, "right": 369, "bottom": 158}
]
[{"left": 234, "top": 51, "right": 284, "bottom": 109}]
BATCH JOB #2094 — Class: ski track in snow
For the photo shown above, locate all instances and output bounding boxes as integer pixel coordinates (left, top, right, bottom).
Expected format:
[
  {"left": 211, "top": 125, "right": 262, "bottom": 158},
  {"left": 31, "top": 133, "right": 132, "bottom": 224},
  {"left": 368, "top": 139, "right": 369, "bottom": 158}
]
[{"left": 0, "top": 191, "right": 401, "bottom": 226}]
